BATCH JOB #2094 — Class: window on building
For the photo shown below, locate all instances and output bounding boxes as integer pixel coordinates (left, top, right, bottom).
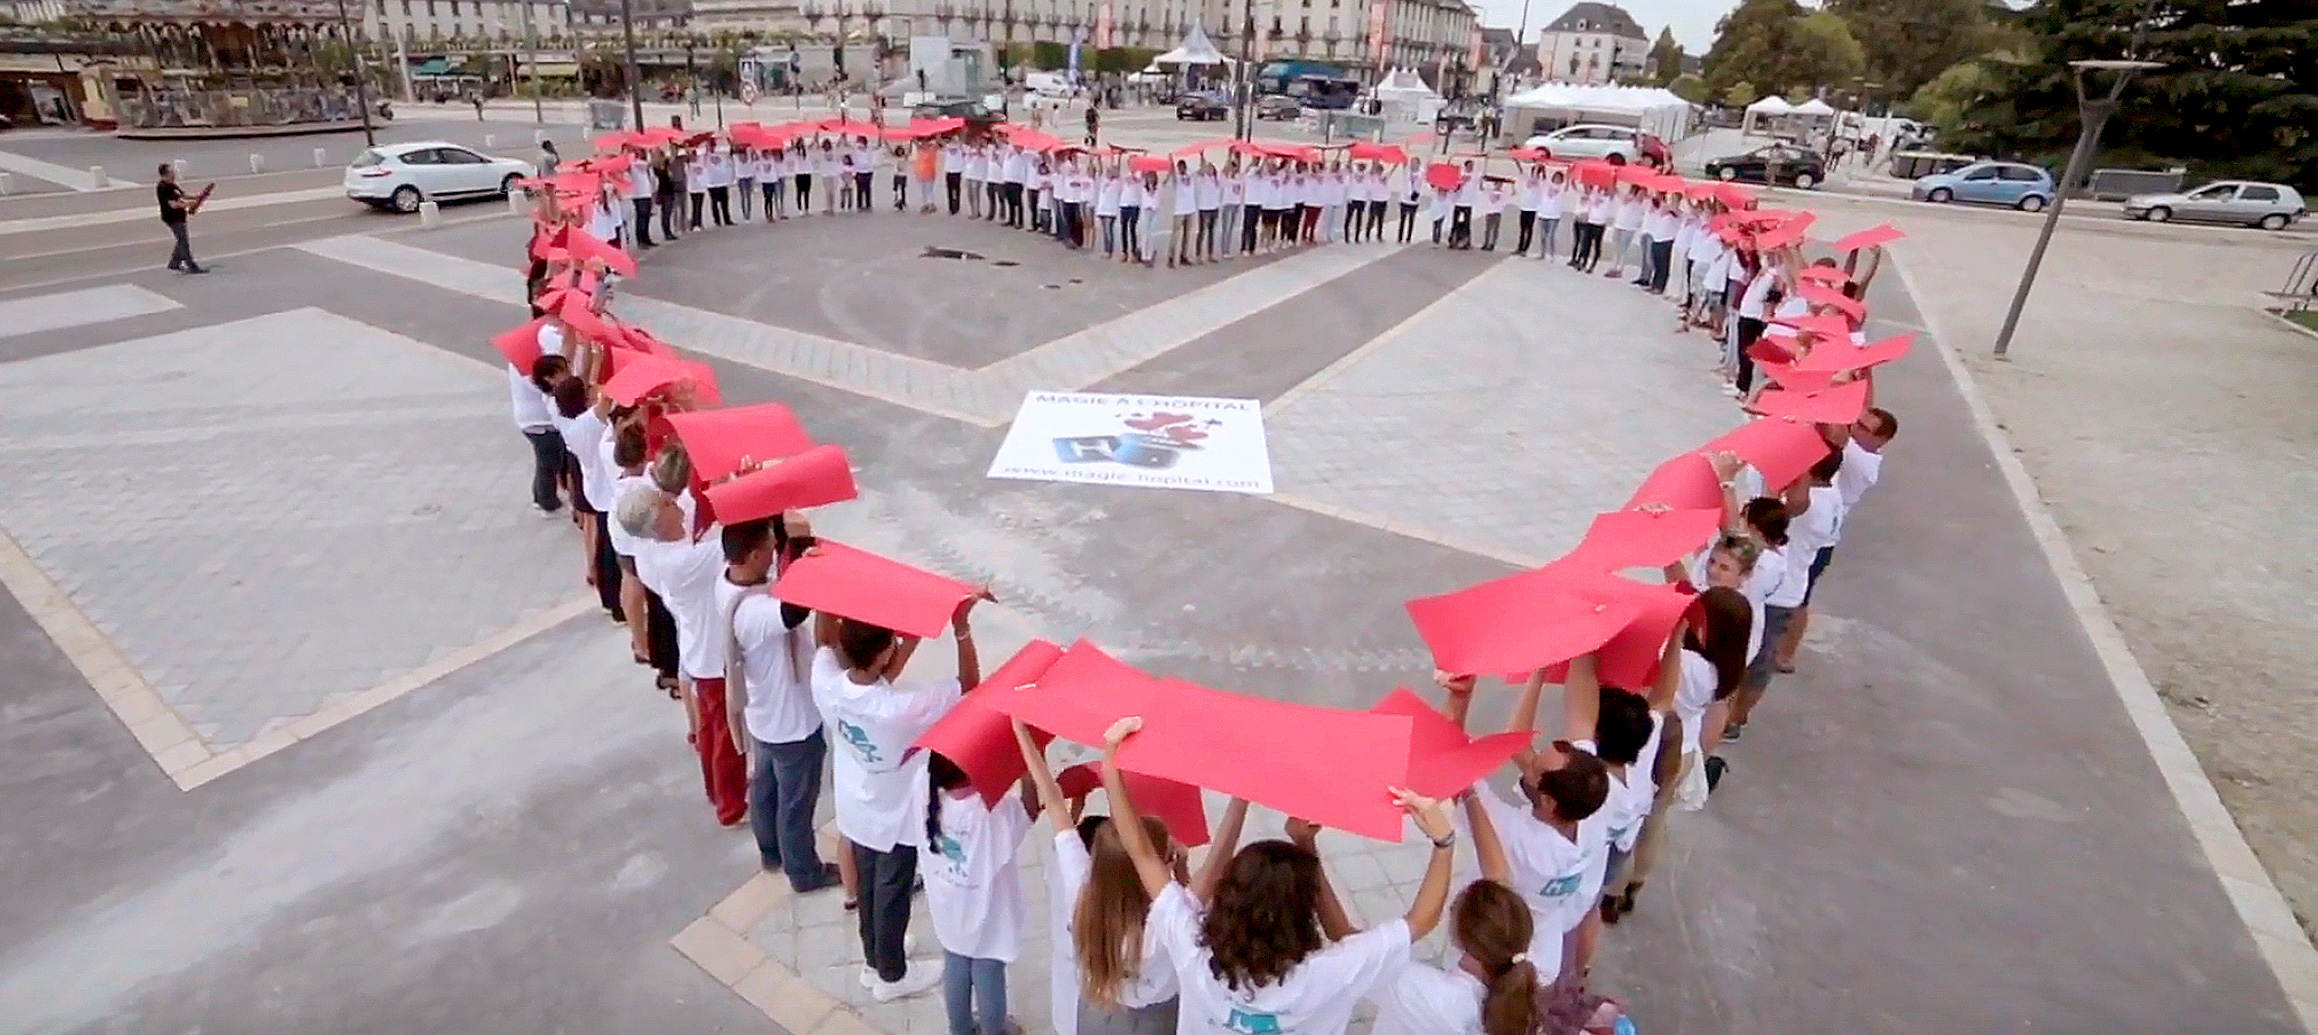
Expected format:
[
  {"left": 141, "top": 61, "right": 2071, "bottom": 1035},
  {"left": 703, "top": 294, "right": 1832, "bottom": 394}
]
[
  {"left": 425, "top": 0, "right": 436, "bottom": 15},
  {"left": 401, "top": 0, "right": 411, "bottom": 14}
]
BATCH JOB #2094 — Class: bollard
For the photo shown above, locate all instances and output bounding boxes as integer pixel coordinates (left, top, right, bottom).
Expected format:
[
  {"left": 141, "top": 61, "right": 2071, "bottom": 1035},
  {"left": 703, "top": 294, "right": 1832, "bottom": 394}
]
[
  {"left": 174, "top": 158, "right": 188, "bottom": 175},
  {"left": 249, "top": 153, "right": 265, "bottom": 173},
  {"left": 506, "top": 191, "right": 527, "bottom": 215},
  {"left": 89, "top": 165, "right": 108, "bottom": 189},
  {"left": 484, "top": 133, "right": 496, "bottom": 148},
  {"left": 418, "top": 199, "right": 442, "bottom": 229},
  {"left": 0, "top": 171, "right": 11, "bottom": 195},
  {"left": 314, "top": 146, "right": 329, "bottom": 167}
]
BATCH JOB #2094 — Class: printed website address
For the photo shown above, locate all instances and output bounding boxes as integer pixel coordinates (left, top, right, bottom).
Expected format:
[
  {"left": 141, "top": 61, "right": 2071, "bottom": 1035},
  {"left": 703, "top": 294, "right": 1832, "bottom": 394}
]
[{"left": 992, "top": 466, "right": 1269, "bottom": 492}]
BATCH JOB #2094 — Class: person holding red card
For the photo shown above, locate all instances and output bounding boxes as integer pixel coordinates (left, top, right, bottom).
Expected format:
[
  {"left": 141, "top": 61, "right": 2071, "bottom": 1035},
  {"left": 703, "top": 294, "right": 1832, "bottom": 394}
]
[
  {"left": 1101, "top": 717, "right": 1460, "bottom": 1035},
  {"left": 618, "top": 484, "right": 747, "bottom": 826},
  {"left": 922, "top": 750, "right": 1037, "bottom": 1035},
  {"left": 809, "top": 596, "right": 985, "bottom": 1001},
  {"left": 1607, "top": 586, "right": 1751, "bottom": 919},
  {"left": 717, "top": 515, "right": 841, "bottom": 894}
]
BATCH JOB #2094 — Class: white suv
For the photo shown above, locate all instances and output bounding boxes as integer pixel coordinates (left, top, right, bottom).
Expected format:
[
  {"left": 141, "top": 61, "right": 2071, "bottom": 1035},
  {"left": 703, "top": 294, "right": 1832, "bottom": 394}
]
[
  {"left": 345, "top": 141, "right": 535, "bottom": 213},
  {"left": 1521, "top": 124, "right": 1646, "bottom": 163}
]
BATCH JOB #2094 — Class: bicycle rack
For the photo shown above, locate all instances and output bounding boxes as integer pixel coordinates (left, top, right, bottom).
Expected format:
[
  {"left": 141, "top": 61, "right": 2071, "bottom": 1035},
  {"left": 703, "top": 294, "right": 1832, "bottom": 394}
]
[{"left": 2269, "top": 250, "right": 2318, "bottom": 314}]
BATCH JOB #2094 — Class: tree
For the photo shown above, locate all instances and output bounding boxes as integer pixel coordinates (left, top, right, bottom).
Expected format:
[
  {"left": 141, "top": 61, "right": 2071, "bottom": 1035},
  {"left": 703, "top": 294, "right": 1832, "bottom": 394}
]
[
  {"left": 1960, "top": 0, "right": 2318, "bottom": 187},
  {"left": 1669, "top": 72, "right": 1708, "bottom": 103},
  {"left": 1647, "top": 27, "right": 1683, "bottom": 87},
  {"left": 1825, "top": 0, "right": 1993, "bottom": 99},
  {"left": 1790, "top": 11, "right": 1867, "bottom": 89},
  {"left": 1705, "top": 0, "right": 1871, "bottom": 100},
  {"left": 1724, "top": 79, "right": 1757, "bottom": 107},
  {"left": 1908, "top": 57, "right": 2001, "bottom": 137}
]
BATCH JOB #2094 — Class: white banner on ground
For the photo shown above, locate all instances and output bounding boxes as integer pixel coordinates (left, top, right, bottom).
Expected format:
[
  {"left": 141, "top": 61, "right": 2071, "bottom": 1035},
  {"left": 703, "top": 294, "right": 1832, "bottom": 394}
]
[{"left": 987, "top": 391, "right": 1274, "bottom": 494}]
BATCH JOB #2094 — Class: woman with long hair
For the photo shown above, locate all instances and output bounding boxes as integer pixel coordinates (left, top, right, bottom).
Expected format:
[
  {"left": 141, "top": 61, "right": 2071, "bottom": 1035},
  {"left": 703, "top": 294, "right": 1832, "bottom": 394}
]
[
  {"left": 1603, "top": 586, "right": 1751, "bottom": 919},
  {"left": 1100, "top": 717, "right": 1457, "bottom": 1035},
  {"left": 922, "top": 751, "right": 1035, "bottom": 1035},
  {"left": 1370, "top": 796, "right": 1538, "bottom": 1035}
]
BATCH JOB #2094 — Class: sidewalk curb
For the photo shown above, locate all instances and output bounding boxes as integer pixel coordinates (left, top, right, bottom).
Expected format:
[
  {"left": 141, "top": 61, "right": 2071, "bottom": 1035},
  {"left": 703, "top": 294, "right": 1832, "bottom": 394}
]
[{"left": 1890, "top": 250, "right": 2318, "bottom": 1034}]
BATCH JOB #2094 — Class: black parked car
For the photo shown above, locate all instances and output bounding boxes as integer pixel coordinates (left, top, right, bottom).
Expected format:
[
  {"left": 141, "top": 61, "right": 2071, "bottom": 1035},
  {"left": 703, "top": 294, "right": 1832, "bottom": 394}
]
[
  {"left": 1703, "top": 143, "right": 1827, "bottom": 189},
  {"left": 911, "top": 98, "right": 1004, "bottom": 125},
  {"left": 1255, "top": 94, "right": 1301, "bottom": 120},
  {"left": 1175, "top": 91, "right": 1229, "bottom": 121}
]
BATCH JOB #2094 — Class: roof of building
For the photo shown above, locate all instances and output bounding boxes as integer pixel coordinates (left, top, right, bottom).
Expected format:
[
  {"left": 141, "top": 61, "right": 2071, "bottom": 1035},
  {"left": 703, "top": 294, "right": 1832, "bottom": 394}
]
[{"left": 1540, "top": 2, "right": 1647, "bottom": 40}]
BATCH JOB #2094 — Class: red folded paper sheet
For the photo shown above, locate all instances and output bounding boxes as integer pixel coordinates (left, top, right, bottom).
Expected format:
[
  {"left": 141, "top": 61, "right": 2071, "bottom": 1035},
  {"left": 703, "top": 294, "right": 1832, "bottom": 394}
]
[
  {"left": 562, "top": 223, "right": 638, "bottom": 278},
  {"left": 1055, "top": 761, "right": 1214, "bottom": 847},
  {"left": 1350, "top": 141, "right": 1409, "bottom": 164},
  {"left": 1129, "top": 155, "right": 1171, "bottom": 174},
  {"left": 1746, "top": 337, "right": 1798, "bottom": 367},
  {"left": 1771, "top": 311, "right": 1852, "bottom": 341},
  {"left": 1406, "top": 571, "right": 1642, "bottom": 678},
  {"left": 599, "top": 351, "right": 697, "bottom": 406},
  {"left": 993, "top": 639, "right": 1166, "bottom": 747},
  {"left": 1795, "top": 264, "right": 1851, "bottom": 285},
  {"left": 666, "top": 403, "right": 814, "bottom": 486},
  {"left": 1535, "top": 564, "right": 1697, "bottom": 690},
  {"left": 1831, "top": 222, "right": 1905, "bottom": 253},
  {"left": 913, "top": 639, "right": 1067, "bottom": 807},
  {"left": 1754, "top": 212, "right": 1817, "bottom": 250},
  {"left": 490, "top": 317, "right": 550, "bottom": 374},
  {"left": 701, "top": 443, "right": 858, "bottom": 522},
  {"left": 1792, "top": 332, "right": 1913, "bottom": 373},
  {"left": 1703, "top": 418, "right": 1833, "bottom": 493},
  {"left": 1116, "top": 680, "right": 1414, "bottom": 841},
  {"left": 1754, "top": 379, "right": 1870, "bottom": 425},
  {"left": 1425, "top": 163, "right": 1463, "bottom": 191},
  {"left": 674, "top": 358, "right": 723, "bottom": 407},
  {"left": 1797, "top": 282, "right": 1866, "bottom": 321},
  {"left": 1625, "top": 452, "right": 1725, "bottom": 511},
  {"left": 1568, "top": 508, "right": 1724, "bottom": 573},
  {"left": 1368, "top": 688, "right": 1531, "bottom": 799},
  {"left": 771, "top": 540, "right": 973, "bottom": 639},
  {"left": 1753, "top": 358, "right": 1840, "bottom": 393},
  {"left": 556, "top": 292, "right": 618, "bottom": 348}
]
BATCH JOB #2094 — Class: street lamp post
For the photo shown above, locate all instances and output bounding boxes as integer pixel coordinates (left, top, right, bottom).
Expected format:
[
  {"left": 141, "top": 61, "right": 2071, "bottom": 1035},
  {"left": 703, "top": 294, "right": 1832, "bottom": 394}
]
[
  {"left": 1989, "top": 58, "right": 2161, "bottom": 358},
  {"left": 619, "top": 0, "right": 645, "bottom": 130},
  {"left": 333, "top": 0, "right": 376, "bottom": 147},
  {"left": 520, "top": 0, "right": 543, "bottom": 122},
  {"left": 1233, "top": 0, "right": 1255, "bottom": 139}
]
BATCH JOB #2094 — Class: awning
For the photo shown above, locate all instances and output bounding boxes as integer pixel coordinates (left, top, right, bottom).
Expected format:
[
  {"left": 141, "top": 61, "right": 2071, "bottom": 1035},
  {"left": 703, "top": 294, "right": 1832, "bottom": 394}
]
[{"left": 410, "top": 57, "right": 453, "bottom": 76}]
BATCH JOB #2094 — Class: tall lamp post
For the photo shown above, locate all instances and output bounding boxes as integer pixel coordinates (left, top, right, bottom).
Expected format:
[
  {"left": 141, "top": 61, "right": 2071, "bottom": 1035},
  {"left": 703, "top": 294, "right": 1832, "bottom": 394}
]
[
  {"left": 1232, "top": 0, "right": 1255, "bottom": 138},
  {"left": 1989, "top": 57, "right": 2160, "bottom": 358},
  {"left": 620, "top": 0, "right": 646, "bottom": 129},
  {"left": 520, "top": 0, "right": 543, "bottom": 122},
  {"left": 333, "top": 0, "right": 377, "bottom": 146}
]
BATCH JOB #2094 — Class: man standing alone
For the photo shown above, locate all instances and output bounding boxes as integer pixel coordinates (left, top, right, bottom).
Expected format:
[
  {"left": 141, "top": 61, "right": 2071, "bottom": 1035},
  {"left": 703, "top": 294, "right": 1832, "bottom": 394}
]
[{"left": 157, "top": 163, "right": 205, "bottom": 274}]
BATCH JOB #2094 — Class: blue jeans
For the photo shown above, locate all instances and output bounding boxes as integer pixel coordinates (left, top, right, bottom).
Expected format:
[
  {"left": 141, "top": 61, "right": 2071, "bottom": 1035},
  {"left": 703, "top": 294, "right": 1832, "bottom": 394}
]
[
  {"left": 943, "top": 952, "right": 1007, "bottom": 1035},
  {"left": 749, "top": 728, "right": 828, "bottom": 889}
]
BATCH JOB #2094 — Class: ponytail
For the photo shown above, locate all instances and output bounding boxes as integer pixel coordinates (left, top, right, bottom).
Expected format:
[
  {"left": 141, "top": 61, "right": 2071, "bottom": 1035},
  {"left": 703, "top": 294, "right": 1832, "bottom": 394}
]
[
  {"left": 1452, "top": 880, "right": 1542, "bottom": 1035},
  {"left": 925, "top": 752, "right": 968, "bottom": 852},
  {"left": 1480, "top": 956, "right": 1542, "bottom": 1035}
]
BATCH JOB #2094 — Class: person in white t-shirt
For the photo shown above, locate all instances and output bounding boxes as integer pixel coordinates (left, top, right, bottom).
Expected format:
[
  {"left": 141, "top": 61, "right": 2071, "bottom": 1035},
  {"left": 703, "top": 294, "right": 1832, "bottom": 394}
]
[
  {"left": 1552, "top": 651, "right": 1676, "bottom": 939},
  {"left": 1168, "top": 161, "right": 1200, "bottom": 268},
  {"left": 1095, "top": 163, "right": 1125, "bottom": 259},
  {"left": 1097, "top": 717, "right": 1458, "bottom": 1035},
  {"left": 942, "top": 141, "right": 965, "bottom": 215},
  {"left": 718, "top": 515, "right": 843, "bottom": 894},
  {"left": 809, "top": 601, "right": 984, "bottom": 1001},
  {"left": 923, "top": 750, "right": 1036, "bottom": 1035},
  {"left": 963, "top": 144, "right": 988, "bottom": 219},
  {"left": 509, "top": 321, "right": 568, "bottom": 515},
  {"left": 1014, "top": 718, "right": 1202, "bottom": 1035},
  {"left": 683, "top": 146, "right": 709, "bottom": 229},
  {"left": 548, "top": 376, "right": 622, "bottom": 622},
  {"left": 1603, "top": 185, "right": 1644, "bottom": 278},
  {"left": 1770, "top": 445, "right": 1851, "bottom": 681},
  {"left": 1612, "top": 587, "right": 1750, "bottom": 918},
  {"left": 618, "top": 486, "right": 749, "bottom": 827},
  {"left": 702, "top": 146, "right": 734, "bottom": 226},
  {"left": 1727, "top": 494, "right": 1800, "bottom": 742}
]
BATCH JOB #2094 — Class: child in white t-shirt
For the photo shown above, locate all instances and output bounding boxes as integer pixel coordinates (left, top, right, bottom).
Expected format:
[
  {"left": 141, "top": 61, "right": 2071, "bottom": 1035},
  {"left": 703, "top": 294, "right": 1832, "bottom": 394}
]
[
  {"left": 923, "top": 752, "right": 1035, "bottom": 1035},
  {"left": 810, "top": 602, "right": 984, "bottom": 1002}
]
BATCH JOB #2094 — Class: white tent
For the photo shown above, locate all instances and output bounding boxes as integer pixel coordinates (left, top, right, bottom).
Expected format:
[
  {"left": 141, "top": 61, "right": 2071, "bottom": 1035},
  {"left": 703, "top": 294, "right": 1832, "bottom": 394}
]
[
  {"left": 1742, "top": 94, "right": 1794, "bottom": 135},
  {"left": 1791, "top": 97, "right": 1835, "bottom": 117},
  {"left": 1371, "top": 66, "right": 1443, "bottom": 124},
  {"left": 1153, "top": 22, "right": 1228, "bottom": 65},
  {"left": 1502, "top": 82, "right": 1693, "bottom": 144}
]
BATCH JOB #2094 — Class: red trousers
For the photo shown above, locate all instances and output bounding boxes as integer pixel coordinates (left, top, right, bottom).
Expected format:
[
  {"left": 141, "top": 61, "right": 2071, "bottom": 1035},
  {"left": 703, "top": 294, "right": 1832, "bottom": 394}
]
[{"left": 689, "top": 677, "right": 749, "bottom": 826}]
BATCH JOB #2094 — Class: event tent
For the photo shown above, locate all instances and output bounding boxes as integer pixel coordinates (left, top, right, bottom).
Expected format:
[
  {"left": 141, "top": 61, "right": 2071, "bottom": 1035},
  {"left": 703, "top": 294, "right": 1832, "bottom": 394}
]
[
  {"left": 1742, "top": 94, "right": 1793, "bottom": 135},
  {"left": 1153, "top": 22, "right": 1229, "bottom": 66},
  {"left": 1371, "top": 66, "right": 1443, "bottom": 124},
  {"left": 1791, "top": 97, "right": 1836, "bottom": 118},
  {"left": 1503, "top": 82, "right": 1692, "bottom": 143}
]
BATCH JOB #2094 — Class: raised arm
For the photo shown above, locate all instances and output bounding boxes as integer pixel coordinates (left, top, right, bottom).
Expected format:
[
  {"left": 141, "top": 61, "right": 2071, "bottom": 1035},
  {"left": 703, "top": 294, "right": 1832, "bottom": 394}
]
[
  {"left": 1708, "top": 451, "right": 1748, "bottom": 531},
  {"left": 1011, "top": 718, "right": 1070, "bottom": 831},
  {"left": 1647, "top": 620, "right": 1687, "bottom": 713},
  {"left": 1505, "top": 667, "right": 1549, "bottom": 739},
  {"left": 949, "top": 595, "right": 982, "bottom": 689},
  {"left": 1190, "top": 797, "right": 1250, "bottom": 904},
  {"left": 1561, "top": 651, "right": 1600, "bottom": 745},
  {"left": 1287, "top": 818, "right": 1353, "bottom": 939},
  {"left": 1464, "top": 791, "right": 1512, "bottom": 886},
  {"left": 1099, "top": 717, "right": 1174, "bottom": 898},
  {"left": 1435, "top": 670, "right": 1478, "bottom": 732},
  {"left": 1395, "top": 789, "right": 1458, "bottom": 940}
]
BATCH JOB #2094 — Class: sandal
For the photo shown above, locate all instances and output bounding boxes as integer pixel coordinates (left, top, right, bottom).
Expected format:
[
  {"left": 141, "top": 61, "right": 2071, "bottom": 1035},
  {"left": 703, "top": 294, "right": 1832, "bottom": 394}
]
[{"left": 656, "top": 674, "right": 681, "bottom": 700}]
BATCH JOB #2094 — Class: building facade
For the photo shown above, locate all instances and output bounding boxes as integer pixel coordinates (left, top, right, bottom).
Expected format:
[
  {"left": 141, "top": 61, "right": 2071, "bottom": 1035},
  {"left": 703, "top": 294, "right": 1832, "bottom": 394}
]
[
  {"left": 569, "top": 0, "right": 691, "bottom": 31},
  {"left": 360, "top": 0, "right": 569, "bottom": 46},
  {"left": 1531, "top": 0, "right": 1640, "bottom": 85}
]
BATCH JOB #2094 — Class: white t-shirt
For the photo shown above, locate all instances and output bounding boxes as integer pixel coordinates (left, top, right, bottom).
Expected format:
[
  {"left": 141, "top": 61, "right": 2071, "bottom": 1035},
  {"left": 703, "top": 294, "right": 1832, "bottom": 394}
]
[
  {"left": 506, "top": 323, "right": 566, "bottom": 431},
  {"left": 633, "top": 534, "right": 726, "bottom": 680},
  {"left": 1575, "top": 717, "right": 1661, "bottom": 856},
  {"left": 1151, "top": 882, "right": 1411, "bottom": 1035},
  {"left": 1371, "top": 965, "right": 1485, "bottom": 1035},
  {"left": 1762, "top": 541, "right": 1805, "bottom": 609},
  {"left": 1096, "top": 176, "right": 1123, "bottom": 216},
  {"left": 553, "top": 410, "right": 613, "bottom": 511},
  {"left": 1613, "top": 197, "right": 1643, "bottom": 230},
  {"left": 1463, "top": 785, "right": 1588, "bottom": 977},
  {"left": 926, "top": 792, "right": 1033, "bottom": 961},
  {"left": 1738, "top": 266, "right": 1784, "bottom": 320},
  {"left": 1173, "top": 177, "right": 1201, "bottom": 216},
  {"left": 605, "top": 472, "right": 649, "bottom": 557},
  {"left": 1195, "top": 172, "right": 1222, "bottom": 210},
  {"left": 1051, "top": 830, "right": 1179, "bottom": 1027},
  {"left": 1673, "top": 649, "right": 1718, "bottom": 757},
  {"left": 809, "top": 646, "right": 961, "bottom": 851},
  {"left": 1837, "top": 440, "right": 1884, "bottom": 510},
  {"left": 719, "top": 578, "right": 819, "bottom": 744},
  {"left": 1790, "top": 484, "right": 1847, "bottom": 559}
]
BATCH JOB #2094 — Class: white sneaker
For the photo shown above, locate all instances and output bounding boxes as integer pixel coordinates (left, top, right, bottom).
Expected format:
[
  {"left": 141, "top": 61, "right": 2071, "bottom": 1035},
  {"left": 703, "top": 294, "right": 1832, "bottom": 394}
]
[
  {"left": 902, "top": 933, "right": 920, "bottom": 957},
  {"left": 869, "top": 966, "right": 942, "bottom": 1002},
  {"left": 859, "top": 966, "right": 877, "bottom": 989}
]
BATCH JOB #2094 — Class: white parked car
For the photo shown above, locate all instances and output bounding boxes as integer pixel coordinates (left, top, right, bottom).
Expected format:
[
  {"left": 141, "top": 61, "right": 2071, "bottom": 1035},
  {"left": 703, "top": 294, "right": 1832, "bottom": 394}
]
[
  {"left": 345, "top": 141, "right": 535, "bottom": 213},
  {"left": 1520, "top": 123, "right": 1658, "bottom": 164}
]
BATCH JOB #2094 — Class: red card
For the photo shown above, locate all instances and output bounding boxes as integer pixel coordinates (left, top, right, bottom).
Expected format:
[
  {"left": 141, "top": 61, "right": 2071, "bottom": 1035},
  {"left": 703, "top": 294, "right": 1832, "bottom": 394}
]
[
  {"left": 1754, "top": 359, "right": 1840, "bottom": 393},
  {"left": 1368, "top": 688, "right": 1530, "bottom": 799},
  {"left": 665, "top": 403, "right": 814, "bottom": 486},
  {"left": 1054, "top": 761, "right": 1214, "bottom": 848},
  {"left": 1793, "top": 333, "right": 1912, "bottom": 373},
  {"left": 1704, "top": 418, "right": 1834, "bottom": 492},
  {"left": 1625, "top": 452, "right": 1724, "bottom": 511},
  {"left": 1772, "top": 311, "right": 1851, "bottom": 341},
  {"left": 1798, "top": 282, "right": 1865, "bottom": 321},
  {"left": 674, "top": 358, "right": 723, "bottom": 407},
  {"left": 993, "top": 639, "right": 1165, "bottom": 747},
  {"left": 1568, "top": 508, "right": 1724, "bottom": 572},
  {"left": 556, "top": 292, "right": 618, "bottom": 347},
  {"left": 771, "top": 540, "right": 974, "bottom": 639},
  {"left": 1574, "top": 161, "right": 1618, "bottom": 190},
  {"left": 1129, "top": 155, "right": 1171, "bottom": 174},
  {"left": 1754, "top": 379, "right": 1869, "bottom": 425},
  {"left": 1746, "top": 337, "right": 1798, "bottom": 367},
  {"left": 1117, "top": 680, "right": 1414, "bottom": 841},
  {"left": 563, "top": 224, "right": 639, "bottom": 278},
  {"left": 914, "top": 639, "right": 1067, "bottom": 807},
  {"left": 1832, "top": 222, "right": 1905, "bottom": 252},
  {"left": 599, "top": 351, "right": 695, "bottom": 406},
  {"left": 1406, "top": 570, "right": 1642, "bottom": 678},
  {"left": 1796, "top": 264, "right": 1851, "bottom": 286},
  {"left": 1350, "top": 141, "right": 1409, "bottom": 164},
  {"left": 1711, "top": 182, "right": 1758, "bottom": 210},
  {"left": 1535, "top": 563, "right": 1697, "bottom": 690},
  {"left": 701, "top": 444, "right": 858, "bottom": 523},
  {"left": 490, "top": 317, "right": 549, "bottom": 374},
  {"left": 1753, "top": 211, "right": 1817, "bottom": 250},
  {"left": 1425, "top": 163, "right": 1463, "bottom": 191}
]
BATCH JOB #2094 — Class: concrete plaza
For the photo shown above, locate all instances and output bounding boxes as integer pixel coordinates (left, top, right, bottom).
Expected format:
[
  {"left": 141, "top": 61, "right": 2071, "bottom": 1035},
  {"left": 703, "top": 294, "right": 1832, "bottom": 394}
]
[{"left": 0, "top": 180, "right": 2309, "bottom": 1035}]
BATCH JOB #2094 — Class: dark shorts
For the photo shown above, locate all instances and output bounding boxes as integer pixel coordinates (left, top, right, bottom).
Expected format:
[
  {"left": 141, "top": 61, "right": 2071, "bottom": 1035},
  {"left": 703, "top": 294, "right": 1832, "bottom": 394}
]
[
  {"left": 564, "top": 454, "right": 600, "bottom": 515},
  {"left": 1802, "top": 546, "right": 1836, "bottom": 604},
  {"left": 1745, "top": 604, "right": 1800, "bottom": 689}
]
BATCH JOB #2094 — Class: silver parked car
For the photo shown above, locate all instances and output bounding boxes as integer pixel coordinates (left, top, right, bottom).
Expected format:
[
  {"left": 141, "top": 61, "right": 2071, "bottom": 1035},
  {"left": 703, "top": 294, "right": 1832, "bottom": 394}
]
[{"left": 2124, "top": 180, "right": 2306, "bottom": 230}]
